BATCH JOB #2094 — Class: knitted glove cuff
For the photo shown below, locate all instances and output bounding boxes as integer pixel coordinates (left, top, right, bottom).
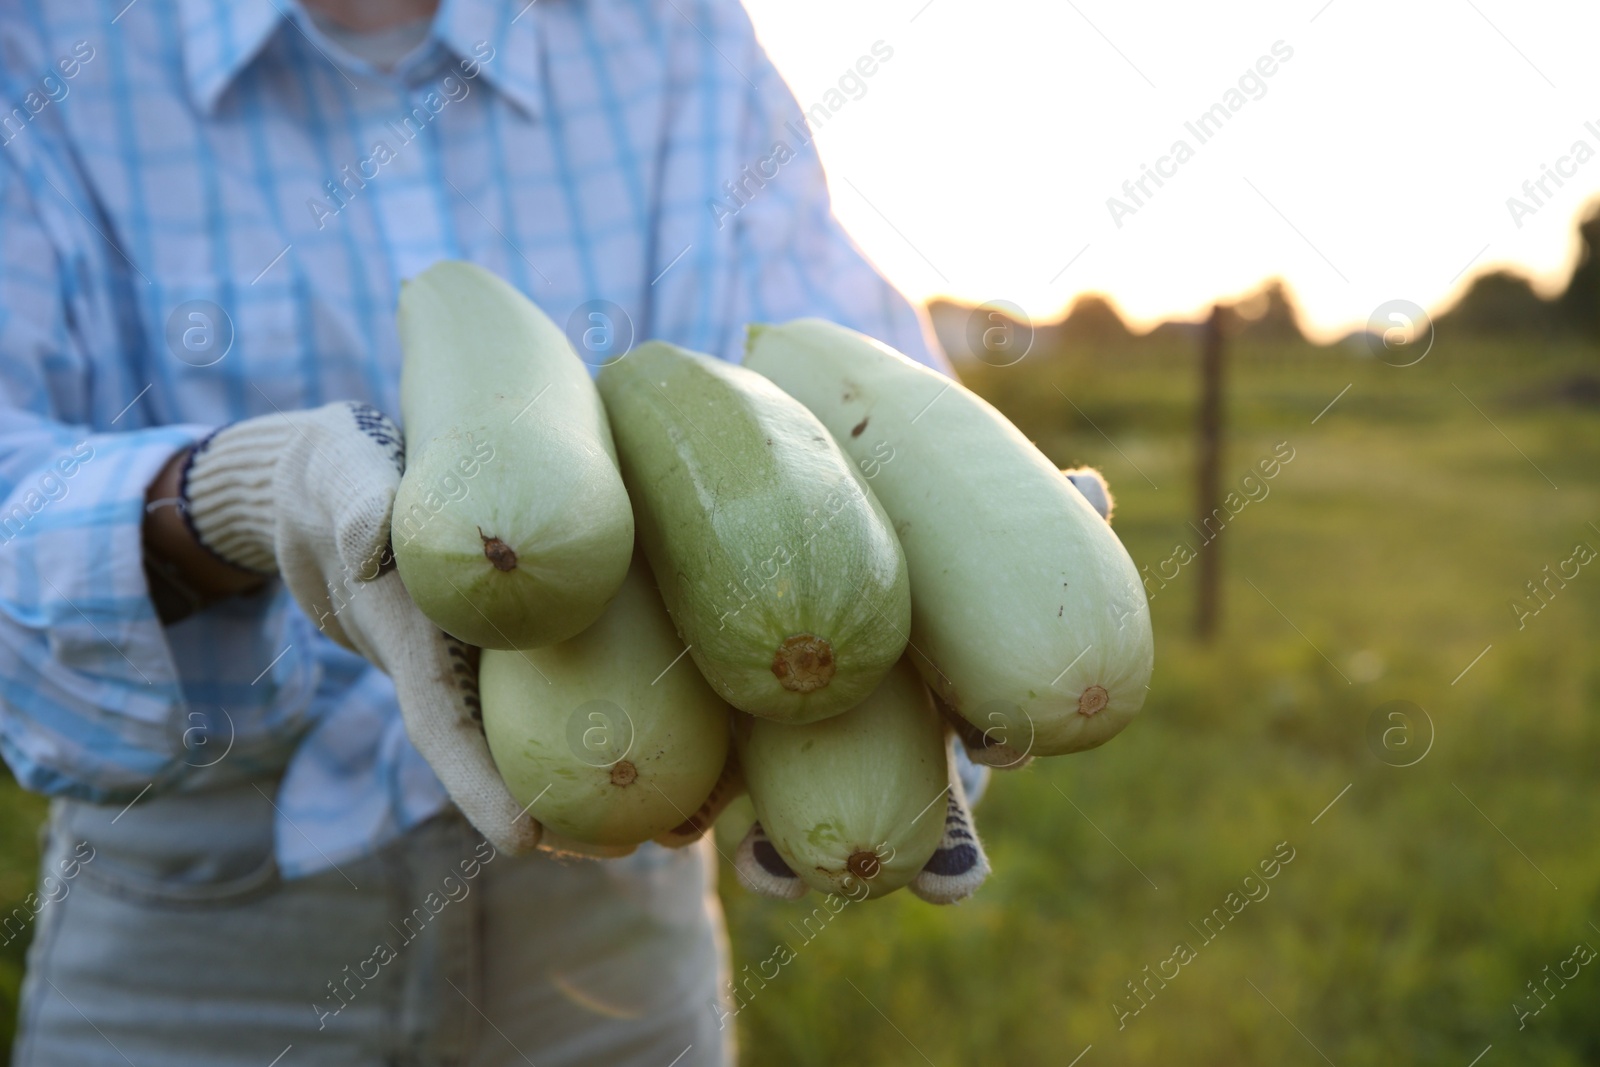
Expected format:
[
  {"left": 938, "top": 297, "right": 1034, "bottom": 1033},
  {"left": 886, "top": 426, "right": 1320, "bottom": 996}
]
[
  {"left": 1064, "top": 466, "right": 1114, "bottom": 523},
  {"left": 182, "top": 416, "right": 301, "bottom": 576}
]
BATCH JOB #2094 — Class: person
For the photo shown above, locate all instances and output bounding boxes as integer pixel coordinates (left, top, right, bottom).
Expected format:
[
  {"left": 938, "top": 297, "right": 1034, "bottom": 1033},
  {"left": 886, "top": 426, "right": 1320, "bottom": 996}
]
[{"left": 0, "top": 0, "right": 1108, "bottom": 1062}]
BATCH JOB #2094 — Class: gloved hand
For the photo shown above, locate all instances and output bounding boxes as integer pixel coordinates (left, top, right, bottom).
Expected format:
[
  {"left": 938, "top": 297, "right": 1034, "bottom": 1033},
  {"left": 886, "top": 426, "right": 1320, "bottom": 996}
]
[{"left": 179, "top": 401, "right": 541, "bottom": 855}]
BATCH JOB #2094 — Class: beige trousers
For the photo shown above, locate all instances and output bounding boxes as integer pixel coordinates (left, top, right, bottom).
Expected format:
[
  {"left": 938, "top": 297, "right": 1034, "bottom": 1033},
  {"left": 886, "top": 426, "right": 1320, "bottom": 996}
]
[{"left": 12, "top": 776, "right": 734, "bottom": 1065}]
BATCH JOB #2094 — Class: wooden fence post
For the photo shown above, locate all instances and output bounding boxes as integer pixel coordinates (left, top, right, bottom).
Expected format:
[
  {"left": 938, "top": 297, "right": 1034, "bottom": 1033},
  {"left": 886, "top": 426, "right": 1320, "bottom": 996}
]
[{"left": 1195, "top": 303, "right": 1225, "bottom": 641}]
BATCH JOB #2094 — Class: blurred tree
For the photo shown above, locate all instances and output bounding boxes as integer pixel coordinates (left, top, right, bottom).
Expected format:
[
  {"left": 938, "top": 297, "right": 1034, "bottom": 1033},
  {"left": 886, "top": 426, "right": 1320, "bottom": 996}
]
[
  {"left": 1057, "top": 293, "right": 1132, "bottom": 346},
  {"left": 1434, "top": 269, "right": 1555, "bottom": 338},
  {"left": 1220, "top": 279, "right": 1305, "bottom": 344},
  {"left": 1555, "top": 200, "right": 1600, "bottom": 341},
  {"left": 925, "top": 298, "right": 972, "bottom": 364}
]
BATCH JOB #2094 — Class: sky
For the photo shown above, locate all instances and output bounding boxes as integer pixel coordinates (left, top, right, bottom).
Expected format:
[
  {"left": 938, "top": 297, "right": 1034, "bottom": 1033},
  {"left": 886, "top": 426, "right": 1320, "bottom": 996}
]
[{"left": 741, "top": 0, "right": 1600, "bottom": 342}]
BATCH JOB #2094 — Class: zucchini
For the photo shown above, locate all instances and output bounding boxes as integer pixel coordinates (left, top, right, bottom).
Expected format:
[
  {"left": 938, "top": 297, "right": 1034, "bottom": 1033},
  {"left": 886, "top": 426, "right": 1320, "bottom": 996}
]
[
  {"left": 596, "top": 341, "right": 910, "bottom": 723},
  {"left": 736, "top": 657, "right": 948, "bottom": 899},
  {"left": 744, "top": 319, "right": 1154, "bottom": 760},
  {"left": 392, "top": 261, "right": 634, "bottom": 649},
  {"left": 713, "top": 793, "right": 758, "bottom": 855},
  {"left": 479, "top": 549, "right": 731, "bottom": 847}
]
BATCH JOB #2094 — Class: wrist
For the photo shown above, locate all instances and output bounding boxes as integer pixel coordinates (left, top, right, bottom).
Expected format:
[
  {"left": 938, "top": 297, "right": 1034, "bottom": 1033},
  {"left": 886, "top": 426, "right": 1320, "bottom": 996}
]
[
  {"left": 142, "top": 446, "right": 269, "bottom": 618},
  {"left": 181, "top": 422, "right": 285, "bottom": 574}
]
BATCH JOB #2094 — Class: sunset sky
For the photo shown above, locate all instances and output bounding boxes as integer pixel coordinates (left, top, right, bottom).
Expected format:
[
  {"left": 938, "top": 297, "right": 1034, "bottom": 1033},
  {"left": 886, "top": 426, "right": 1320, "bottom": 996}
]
[{"left": 742, "top": 0, "right": 1600, "bottom": 341}]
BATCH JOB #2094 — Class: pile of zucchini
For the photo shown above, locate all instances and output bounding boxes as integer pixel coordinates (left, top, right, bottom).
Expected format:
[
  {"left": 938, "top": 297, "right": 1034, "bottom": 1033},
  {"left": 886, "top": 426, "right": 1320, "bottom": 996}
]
[{"left": 392, "top": 263, "right": 1154, "bottom": 902}]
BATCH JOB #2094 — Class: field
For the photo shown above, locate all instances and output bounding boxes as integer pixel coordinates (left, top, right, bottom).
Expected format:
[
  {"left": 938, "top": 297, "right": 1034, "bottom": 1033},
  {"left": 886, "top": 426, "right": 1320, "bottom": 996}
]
[{"left": 2, "top": 328, "right": 1598, "bottom": 1064}]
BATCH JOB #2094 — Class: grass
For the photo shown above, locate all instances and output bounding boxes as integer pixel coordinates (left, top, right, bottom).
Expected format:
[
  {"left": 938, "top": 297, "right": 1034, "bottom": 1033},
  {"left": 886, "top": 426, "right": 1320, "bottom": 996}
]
[
  {"left": 1, "top": 332, "right": 1596, "bottom": 1064},
  {"left": 0, "top": 783, "right": 45, "bottom": 1057}
]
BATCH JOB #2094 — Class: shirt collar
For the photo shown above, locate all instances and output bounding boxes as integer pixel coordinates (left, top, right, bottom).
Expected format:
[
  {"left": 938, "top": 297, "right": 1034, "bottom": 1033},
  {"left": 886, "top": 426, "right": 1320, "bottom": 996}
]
[
  {"left": 179, "top": 0, "right": 285, "bottom": 115},
  {"left": 178, "top": 0, "right": 546, "bottom": 120},
  {"left": 431, "top": 0, "right": 546, "bottom": 121}
]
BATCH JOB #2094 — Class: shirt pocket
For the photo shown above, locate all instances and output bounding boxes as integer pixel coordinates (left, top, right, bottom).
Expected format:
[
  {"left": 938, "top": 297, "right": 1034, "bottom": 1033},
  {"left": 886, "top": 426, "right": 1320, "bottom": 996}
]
[{"left": 56, "top": 779, "right": 281, "bottom": 909}]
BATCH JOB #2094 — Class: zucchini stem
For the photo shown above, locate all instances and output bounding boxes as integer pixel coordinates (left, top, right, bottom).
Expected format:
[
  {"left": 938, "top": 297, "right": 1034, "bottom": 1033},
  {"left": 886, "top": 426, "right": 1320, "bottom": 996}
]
[
  {"left": 1078, "top": 685, "right": 1109, "bottom": 716},
  {"left": 478, "top": 527, "right": 518, "bottom": 572},
  {"left": 771, "top": 634, "right": 835, "bottom": 693}
]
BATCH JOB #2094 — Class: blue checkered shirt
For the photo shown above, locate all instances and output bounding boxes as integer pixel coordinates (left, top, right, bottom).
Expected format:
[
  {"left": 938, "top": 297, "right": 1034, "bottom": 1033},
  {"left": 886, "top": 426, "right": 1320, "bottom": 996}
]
[{"left": 0, "top": 0, "right": 948, "bottom": 877}]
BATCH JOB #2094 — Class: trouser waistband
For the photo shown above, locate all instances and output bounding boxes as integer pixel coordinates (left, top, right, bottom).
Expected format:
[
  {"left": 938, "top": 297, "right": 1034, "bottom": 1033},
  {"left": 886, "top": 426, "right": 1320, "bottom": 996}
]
[{"left": 49, "top": 776, "right": 284, "bottom": 905}]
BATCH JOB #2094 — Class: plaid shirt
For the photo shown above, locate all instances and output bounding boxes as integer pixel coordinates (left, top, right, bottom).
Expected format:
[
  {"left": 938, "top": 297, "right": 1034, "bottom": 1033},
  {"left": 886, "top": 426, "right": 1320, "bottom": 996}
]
[{"left": 0, "top": 0, "right": 939, "bottom": 877}]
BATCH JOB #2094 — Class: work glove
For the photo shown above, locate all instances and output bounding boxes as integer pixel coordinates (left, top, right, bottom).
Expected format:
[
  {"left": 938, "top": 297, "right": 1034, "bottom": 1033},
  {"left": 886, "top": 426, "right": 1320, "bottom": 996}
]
[
  {"left": 1064, "top": 466, "right": 1114, "bottom": 524},
  {"left": 180, "top": 401, "right": 541, "bottom": 855}
]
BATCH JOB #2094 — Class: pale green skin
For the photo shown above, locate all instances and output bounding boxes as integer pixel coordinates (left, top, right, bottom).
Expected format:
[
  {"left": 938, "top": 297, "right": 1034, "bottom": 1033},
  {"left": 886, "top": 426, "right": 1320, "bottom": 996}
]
[
  {"left": 597, "top": 342, "right": 910, "bottom": 723},
  {"left": 737, "top": 657, "right": 947, "bottom": 899},
  {"left": 744, "top": 319, "right": 1155, "bottom": 759},
  {"left": 480, "top": 551, "right": 730, "bottom": 847},
  {"left": 393, "top": 261, "right": 634, "bottom": 650},
  {"left": 713, "top": 793, "right": 757, "bottom": 855}
]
